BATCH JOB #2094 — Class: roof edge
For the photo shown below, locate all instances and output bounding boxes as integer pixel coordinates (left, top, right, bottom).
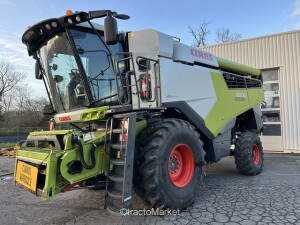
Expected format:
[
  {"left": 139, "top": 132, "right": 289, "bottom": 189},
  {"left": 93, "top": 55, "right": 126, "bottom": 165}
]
[{"left": 203, "top": 29, "right": 300, "bottom": 48}]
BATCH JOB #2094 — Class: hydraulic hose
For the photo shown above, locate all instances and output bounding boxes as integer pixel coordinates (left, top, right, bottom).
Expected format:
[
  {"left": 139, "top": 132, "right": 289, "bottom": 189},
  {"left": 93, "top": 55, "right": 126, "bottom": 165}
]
[{"left": 73, "top": 135, "right": 105, "bottom": 170}]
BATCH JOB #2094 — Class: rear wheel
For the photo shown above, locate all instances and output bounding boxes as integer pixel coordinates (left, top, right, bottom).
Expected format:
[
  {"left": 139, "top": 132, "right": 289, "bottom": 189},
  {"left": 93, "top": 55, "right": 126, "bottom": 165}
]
[
  {"left": 135, "top": 118, "right": 205, "bottom": 209},
  {"left": 234, "top": 131, "right": 264, "bottom": 175}
]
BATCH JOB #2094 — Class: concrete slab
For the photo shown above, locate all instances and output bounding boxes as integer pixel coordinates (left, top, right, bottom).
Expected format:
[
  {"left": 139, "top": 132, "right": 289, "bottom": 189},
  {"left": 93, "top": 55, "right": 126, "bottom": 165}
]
[{"left": 1, "top": 154, "right": 300, "bottom": 225}]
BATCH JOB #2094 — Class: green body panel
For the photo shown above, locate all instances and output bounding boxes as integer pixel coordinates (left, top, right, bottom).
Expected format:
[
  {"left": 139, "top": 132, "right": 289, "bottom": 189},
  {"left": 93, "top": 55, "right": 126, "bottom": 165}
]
[
  {"left": 30, "top": 130, "right": 72, "bottom": 136},
  {"left": 15, "top": 149, "right": 62, "bottom": 200},
  {"left": 247, "top": 88, "right": 265, "bottom": 106},
  {"left": 217, "top": 57, "right": 261, "bottom": 77},
  {"left": 205, "top": 69, "right": 264, "bottom": 136},
  {"left": 16, "top": 148, "right": 57, "bottom": 162},
  {"left": 60, "top": 132, "right": 108, "bottom": 183},
  {"left": 136, "top": 119, "right": 147, "bottom": 136},
  {"left": 14, "top": 117, "right": 148, "bottom": 200},
  {"left": 15, "top": 131, "right": 110, "bottom": 200},
  {"left": 80, "top": 106, "right": 109, "bottom": 122}
]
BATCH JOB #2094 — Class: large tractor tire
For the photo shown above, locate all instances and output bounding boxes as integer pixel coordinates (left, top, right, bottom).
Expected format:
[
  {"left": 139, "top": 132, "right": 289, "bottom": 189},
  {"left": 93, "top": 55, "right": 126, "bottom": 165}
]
[
  {"left": 135, "top": 118, "right": 205, "bottom": 209},
  {"left": 234, "top": 131, "right": 264, "bottom": 175}
]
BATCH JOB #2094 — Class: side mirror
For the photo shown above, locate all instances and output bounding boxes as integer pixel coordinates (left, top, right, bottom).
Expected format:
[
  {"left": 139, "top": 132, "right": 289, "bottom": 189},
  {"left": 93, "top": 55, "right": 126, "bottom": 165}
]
[
  {"left": 35, "top": 61, "right": 42, "bottom": 80},
  {"left": 104, "top": 12, "right": 118, "bottom": 45}
]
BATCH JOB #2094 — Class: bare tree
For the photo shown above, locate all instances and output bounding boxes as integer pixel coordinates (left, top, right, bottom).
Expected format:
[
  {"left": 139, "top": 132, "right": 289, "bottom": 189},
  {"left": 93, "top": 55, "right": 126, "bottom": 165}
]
[
  {"left": 1, "top": 88, "right": 17, "bottom": 113},
  {"left": 1, "top": 85, "right": 49, "bottom": 128},
  {"left": 187, "top": 19, "right": 212, "bottom": 47},
  {"left": 0, "top": 61, "right": 27, "bottom": 101},
  {"left": 0, "top": 64, "right": 50, "bottom": 129},
  {"left": 15, "top": 85, "right": 32, "bottom": 114},
  {"left": 215, "top": 28, "right": 242, "bottom": 43}
]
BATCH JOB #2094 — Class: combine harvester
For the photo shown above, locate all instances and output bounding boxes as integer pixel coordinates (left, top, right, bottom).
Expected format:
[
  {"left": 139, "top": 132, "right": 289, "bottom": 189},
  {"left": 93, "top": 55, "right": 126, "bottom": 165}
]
[{"left": 15, "top": 10, "right": 264, "bottom": 212}]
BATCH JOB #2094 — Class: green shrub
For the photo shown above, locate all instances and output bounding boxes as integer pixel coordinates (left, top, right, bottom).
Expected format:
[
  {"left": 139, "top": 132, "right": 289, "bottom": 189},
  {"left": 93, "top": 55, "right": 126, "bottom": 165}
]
[{"left": 0, "top": 143, "right": 16, "bottom": 149}]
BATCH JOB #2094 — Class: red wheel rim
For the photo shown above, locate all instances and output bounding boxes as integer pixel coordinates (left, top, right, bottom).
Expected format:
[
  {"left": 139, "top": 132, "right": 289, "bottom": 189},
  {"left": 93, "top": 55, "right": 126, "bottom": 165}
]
[
  {"left": 168, "top": 144, "right": 195, "bottom": 188},
  {"left": 252, "top": 144, "right": 260, "bottom": 165}
]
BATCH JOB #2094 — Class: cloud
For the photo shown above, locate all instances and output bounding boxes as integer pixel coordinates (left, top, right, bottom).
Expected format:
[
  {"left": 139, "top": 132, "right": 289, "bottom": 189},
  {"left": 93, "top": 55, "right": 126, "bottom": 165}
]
[
  {"left": 0, "top": 29, "right": 34, "bottom": 74},
  {"left": 292, "top": 0, "right": 300, "bottom": 17},
  {"left": 0, "top": 29, "right": 47, "bottom": 97}
]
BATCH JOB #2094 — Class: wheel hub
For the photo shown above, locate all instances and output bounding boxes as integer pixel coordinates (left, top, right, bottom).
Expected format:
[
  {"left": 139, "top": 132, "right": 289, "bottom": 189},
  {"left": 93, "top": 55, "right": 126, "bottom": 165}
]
[
  {"left": 169, "top": 156, "right": 180, "bottom": 173},
  {"left": 252, "top": 144, "right": 260, "bottom": 165},
  {"left": 168, "top": 144, "right": 195, "bottom": 188}
]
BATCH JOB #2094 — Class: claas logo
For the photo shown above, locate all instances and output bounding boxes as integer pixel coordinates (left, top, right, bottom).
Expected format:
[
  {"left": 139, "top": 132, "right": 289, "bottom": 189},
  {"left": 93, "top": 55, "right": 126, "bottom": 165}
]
[{"left": 58, "top": 116, "right": 71, "bottom": 121}]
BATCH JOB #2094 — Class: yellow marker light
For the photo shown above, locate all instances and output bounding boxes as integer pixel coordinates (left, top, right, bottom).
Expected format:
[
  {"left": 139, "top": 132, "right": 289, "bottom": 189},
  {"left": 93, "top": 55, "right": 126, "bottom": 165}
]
[
  {"left": 14, "top": 143, "right": 20, "bottom": 151},
  {"left": 66, "top": 10, "right": 73, "bottom": 15}
]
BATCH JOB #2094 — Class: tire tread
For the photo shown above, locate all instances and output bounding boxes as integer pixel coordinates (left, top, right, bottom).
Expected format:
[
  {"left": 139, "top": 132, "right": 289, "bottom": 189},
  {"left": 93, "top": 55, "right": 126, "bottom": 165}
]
[{"left": 135, "top": 118, "right": 204, "bottom": 209}]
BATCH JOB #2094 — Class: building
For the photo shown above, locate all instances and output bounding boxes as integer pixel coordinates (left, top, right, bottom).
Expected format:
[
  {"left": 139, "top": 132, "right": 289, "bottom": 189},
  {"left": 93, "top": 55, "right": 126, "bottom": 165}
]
[{"left": 203, "top": 30, "right": 300, "bottom": 153}]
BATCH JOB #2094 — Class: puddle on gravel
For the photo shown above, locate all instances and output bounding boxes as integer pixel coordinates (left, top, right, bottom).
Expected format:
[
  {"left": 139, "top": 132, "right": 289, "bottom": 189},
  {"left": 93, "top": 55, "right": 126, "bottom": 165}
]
[{"left": 0, "top": 174, "right": 13, "bottom": 184}]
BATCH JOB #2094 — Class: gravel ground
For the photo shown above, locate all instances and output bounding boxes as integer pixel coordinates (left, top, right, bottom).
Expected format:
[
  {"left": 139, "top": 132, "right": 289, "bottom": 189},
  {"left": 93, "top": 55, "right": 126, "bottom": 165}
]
[{"left": 0, "top": 153, "right": 300, "bottom": 225}]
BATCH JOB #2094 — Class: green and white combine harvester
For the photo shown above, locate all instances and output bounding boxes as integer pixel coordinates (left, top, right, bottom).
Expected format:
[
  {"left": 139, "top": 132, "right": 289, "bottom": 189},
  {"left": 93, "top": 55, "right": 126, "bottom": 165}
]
[{"left": 15, "top": 10, "right": 264, "bottom": 212}]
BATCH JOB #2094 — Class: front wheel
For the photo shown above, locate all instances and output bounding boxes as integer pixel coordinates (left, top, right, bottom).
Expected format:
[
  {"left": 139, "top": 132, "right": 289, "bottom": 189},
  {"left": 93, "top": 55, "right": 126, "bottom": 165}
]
[
  {"left": 234, "top": 132, "right": 264, "bottom": 175},
  {"left": 135, "top": 119, "right": 205, "bottom": 209}
]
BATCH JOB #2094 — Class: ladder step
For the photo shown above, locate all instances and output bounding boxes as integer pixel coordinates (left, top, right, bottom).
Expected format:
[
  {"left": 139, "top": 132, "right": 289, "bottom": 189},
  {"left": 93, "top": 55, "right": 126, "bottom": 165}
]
[
  {"left": 122, "top": 84, "right": 136, "bottom": 88},
  {"left": 105, "top": 112, "right": 137, "bottom": 212},
  {"left": 112, "top": 128, "right": 127, "bottom": 134},
  {"left": 106, "top": 204, "right": 123, "bottom": 216},
  {"left": 110, "top": 143, "right": 126, "bottom": 150},
  {"left": 108, "top": 173, "right": 124, "bottom": 182},
  {"left": 110, "top": 158, "right": 125, "bottom": 166},
  {"left": 107, "top": 188, "right": 122, "bottom": 199}
]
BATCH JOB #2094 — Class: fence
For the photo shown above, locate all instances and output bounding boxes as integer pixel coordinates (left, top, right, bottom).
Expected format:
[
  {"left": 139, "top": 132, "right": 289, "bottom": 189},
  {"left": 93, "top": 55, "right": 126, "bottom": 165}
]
[{"left": 0, "top": 127, "right": 48, "bottom": 143}]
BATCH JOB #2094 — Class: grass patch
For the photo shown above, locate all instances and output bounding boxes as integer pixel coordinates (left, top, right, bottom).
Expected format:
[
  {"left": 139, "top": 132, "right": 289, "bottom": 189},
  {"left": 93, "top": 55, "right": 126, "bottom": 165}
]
[{"left": 0, "top": 143, "right": 16, "bottom": 149}]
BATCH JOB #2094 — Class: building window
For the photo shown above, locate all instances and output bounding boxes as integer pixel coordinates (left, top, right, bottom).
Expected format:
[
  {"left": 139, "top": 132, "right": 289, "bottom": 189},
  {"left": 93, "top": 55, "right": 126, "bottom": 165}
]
[{"left": 261, "top": 69, "right": 281, "bottom": 136}]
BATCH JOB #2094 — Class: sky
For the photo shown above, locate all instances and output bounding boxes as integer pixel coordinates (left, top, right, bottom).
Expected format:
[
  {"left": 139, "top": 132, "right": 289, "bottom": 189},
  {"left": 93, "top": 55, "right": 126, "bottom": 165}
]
[{"left": 0, "top": 0, "right": 299, "bottom": 96}]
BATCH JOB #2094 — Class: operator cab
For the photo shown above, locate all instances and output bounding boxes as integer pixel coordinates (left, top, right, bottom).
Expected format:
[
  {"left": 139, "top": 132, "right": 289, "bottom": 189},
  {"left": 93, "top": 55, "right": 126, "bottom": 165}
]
[
  {"left": 38, "top": 24, "right": 125, "bottom": 113},
  {"left": 23, "top": 10, "right": 130, "bottom": 114}
]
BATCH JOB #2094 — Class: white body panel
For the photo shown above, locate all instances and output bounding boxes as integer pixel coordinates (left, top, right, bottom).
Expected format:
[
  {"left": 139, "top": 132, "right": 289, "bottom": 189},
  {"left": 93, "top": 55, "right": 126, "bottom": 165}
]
[
  {"left": 128, "top": 30, "right": 172, "bottom": 109},
  {"left": 128, "top": 29, "right": 219, "bottom": 65},
  {"left": 54, "top": 109, "right": 86, "bottom": 123},
  {"left": 128, "top": 29, "right": 219, "bottom": 112},
  {"left": 160, "top": 58, "right": 217, "bottom": 119},
  {"left": 128, "top": 29, "right": 174, "bottom": 59},
  {"left": 173, "top": 42, "right": 219, "bottom": 67}
]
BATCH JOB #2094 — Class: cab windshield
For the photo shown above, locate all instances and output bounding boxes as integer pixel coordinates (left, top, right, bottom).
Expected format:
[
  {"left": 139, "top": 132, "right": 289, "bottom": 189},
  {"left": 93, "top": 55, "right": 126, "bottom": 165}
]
[{"left": 39, "top": 27, "right": 124, "bottom": 113}]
